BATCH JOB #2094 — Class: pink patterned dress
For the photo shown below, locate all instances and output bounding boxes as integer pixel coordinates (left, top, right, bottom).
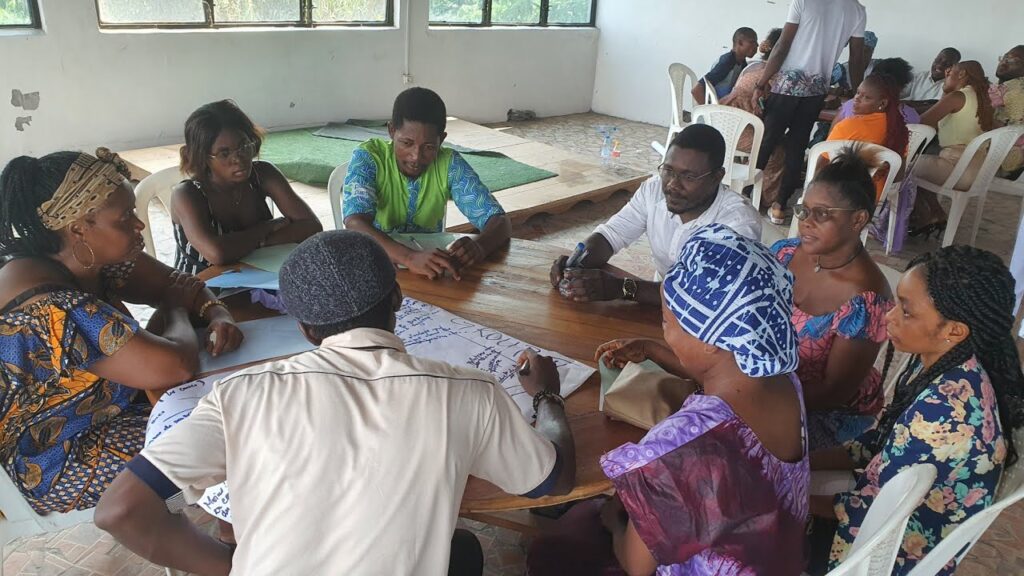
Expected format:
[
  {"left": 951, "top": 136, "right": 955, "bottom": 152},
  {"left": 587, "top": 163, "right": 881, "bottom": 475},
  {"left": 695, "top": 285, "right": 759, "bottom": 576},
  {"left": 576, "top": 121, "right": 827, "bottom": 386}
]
[
  {"left": 772, "top": 239, "right": 893, "bottom": 449},
  {"left": 600, "top": 375, "right": 810, "bottom": 575}
]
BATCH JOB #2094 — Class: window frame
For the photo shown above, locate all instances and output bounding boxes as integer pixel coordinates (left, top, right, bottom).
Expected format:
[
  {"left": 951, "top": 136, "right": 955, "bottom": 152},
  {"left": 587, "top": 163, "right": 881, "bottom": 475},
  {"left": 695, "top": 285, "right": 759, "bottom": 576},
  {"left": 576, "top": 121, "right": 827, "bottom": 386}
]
[
  {"left": 0, "top": 0, "right": 42, "bottom": 29},
  {"left": 429, "top": 0, "right": 597, "bottom": 28},
  {"left": 94, "top": 0, "right": 395, "bottom": 30}
]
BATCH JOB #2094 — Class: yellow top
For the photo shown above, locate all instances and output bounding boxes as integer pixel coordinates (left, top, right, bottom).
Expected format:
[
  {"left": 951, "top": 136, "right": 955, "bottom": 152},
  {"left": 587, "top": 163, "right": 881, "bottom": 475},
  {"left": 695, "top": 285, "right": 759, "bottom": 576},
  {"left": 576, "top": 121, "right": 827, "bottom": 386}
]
[{"left": 938, "top": 86, "right": 984, "bottom": 147}]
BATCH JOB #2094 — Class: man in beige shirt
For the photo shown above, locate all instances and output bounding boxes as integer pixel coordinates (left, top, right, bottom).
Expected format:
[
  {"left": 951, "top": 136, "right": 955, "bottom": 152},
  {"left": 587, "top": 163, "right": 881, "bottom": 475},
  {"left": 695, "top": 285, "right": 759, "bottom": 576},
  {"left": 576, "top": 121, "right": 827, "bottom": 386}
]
[{"left": 95, "top": 230, "right": 575, "bottom": 576}]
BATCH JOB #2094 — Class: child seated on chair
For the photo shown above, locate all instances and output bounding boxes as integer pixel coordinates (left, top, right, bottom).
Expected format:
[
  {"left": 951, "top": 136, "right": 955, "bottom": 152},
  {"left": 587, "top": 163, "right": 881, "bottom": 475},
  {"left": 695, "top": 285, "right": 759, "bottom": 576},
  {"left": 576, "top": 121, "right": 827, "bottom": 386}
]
[
  {"left": 341, "top": 87, "right": 511, "bottom": 281},
  {"left": 171, "top": 100, "right": 322, "bottom": 275},
  {"left": 692, "top": 27, "right": 759, "bottom": 105}
]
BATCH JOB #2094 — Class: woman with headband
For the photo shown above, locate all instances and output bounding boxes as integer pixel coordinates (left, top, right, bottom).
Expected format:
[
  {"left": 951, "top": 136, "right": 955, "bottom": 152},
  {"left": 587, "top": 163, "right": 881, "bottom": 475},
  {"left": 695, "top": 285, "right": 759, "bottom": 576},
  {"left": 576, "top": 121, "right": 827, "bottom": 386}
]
[
  {"left": 0, "top": 149, "right": 243, "bottom": 513},
  {"left": 530, "top": 224, "right": 809, "bottom": 575}
]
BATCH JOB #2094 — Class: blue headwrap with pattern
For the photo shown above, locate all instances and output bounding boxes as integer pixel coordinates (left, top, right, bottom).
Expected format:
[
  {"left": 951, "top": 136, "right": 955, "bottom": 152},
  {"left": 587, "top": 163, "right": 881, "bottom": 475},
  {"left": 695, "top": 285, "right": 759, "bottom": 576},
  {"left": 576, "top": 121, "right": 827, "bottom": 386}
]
[{"left": 662, "top": 224, "right": 798, "bottom": 378}]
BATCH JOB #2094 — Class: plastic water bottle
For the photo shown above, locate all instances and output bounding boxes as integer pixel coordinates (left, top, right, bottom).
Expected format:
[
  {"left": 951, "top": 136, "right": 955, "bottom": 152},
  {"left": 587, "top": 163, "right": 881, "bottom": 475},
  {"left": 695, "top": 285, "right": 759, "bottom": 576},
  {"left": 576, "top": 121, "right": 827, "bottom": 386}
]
[{"left": 600, "top": 135, "right": 612, "bottom": 165}]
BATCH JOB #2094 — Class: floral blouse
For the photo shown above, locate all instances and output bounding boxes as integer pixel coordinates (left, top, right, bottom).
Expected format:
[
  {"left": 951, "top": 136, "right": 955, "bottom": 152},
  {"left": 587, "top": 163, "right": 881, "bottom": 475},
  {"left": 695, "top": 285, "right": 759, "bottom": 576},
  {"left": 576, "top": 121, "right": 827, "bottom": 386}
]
[{"left": 830, "top": 356, "right": 1006, "bottom": 575}]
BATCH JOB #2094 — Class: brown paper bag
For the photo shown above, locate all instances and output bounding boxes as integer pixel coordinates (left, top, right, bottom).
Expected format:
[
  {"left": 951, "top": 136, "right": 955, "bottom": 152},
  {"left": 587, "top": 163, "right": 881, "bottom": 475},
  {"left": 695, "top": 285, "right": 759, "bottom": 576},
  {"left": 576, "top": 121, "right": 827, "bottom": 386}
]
[{"left": 603, "top": 362, "right": 697, "bottom": 430}]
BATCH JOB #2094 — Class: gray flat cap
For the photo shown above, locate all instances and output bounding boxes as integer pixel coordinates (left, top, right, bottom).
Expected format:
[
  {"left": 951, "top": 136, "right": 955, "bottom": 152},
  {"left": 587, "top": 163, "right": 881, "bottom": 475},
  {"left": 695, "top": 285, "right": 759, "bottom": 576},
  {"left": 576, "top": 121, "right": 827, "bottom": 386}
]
[{"left": 279, "top": 230, "right": 397, "bottom": 326}]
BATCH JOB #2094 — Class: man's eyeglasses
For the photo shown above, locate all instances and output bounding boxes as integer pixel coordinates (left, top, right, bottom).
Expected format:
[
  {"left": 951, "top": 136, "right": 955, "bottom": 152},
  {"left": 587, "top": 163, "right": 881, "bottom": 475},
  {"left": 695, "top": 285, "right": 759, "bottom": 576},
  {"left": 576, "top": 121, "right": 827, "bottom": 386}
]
[
  {"left": 794, "top": 204, "right": 862, "bottom": 223},
  {"left": 658, "top": 164, "right": 716, "bottom": 185},
  {"left": 209, "top": 140, "right": 258, "bottom": 163}
]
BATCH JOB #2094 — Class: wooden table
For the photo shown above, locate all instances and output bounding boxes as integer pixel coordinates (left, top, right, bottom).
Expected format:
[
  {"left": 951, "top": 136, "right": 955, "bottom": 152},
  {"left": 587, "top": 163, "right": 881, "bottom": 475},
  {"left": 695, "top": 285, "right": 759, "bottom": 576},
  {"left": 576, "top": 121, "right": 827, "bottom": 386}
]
[{"left": 174, "top": 238, "right": 663, "bottom": 522}]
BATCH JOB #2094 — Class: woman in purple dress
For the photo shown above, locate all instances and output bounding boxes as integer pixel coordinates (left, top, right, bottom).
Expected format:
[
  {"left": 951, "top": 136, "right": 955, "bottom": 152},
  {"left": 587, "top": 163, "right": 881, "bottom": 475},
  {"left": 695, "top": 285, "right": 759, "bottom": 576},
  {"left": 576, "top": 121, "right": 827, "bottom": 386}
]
[{"left": 528, "top": 223, "right": 810, "bottom": 575}]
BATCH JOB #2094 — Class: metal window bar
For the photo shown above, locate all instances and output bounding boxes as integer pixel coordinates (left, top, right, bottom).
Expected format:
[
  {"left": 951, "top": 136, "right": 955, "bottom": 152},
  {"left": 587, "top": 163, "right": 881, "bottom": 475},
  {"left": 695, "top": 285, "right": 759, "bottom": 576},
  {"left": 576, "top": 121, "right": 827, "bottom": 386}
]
[
  {"left": 430, "top": 0, "right": 596, "bottom": 27},
  {"left": 95, "top": 0, "right": 395, "bottom": 29}
]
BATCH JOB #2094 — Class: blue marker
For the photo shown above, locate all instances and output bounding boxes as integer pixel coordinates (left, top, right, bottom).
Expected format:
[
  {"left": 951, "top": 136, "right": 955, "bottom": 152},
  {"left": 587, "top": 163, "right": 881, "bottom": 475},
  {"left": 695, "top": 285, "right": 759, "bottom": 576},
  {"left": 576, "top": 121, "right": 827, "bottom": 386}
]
[{"left": 566, "top": 242, "right": 586, "bottom": 268}]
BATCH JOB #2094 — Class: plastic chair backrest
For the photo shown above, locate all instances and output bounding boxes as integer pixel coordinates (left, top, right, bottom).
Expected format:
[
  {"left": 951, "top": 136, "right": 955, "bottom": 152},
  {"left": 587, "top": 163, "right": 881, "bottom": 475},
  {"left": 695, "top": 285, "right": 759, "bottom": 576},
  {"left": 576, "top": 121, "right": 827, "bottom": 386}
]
[
  {"left": 328, "top": 162, "right": 350, "bottom": 230},
  {"left": 790, "top": 140, "right": 903, "bottom": 238},
  {"left": 905, "top": 428, "right": 1024, "bottom": 576},
  {"left": 904, "top": 124, "right": 937, "bottom": 176},
  {"left": 135, "top": 166, "right": 184, "bottom": 258},
  {"left": 939, "top": 125, "right": 1024, "bottom": 196},
  {"left": 702, "top": 76, "right": 719, "bottom": 105},
  {"left": 693, "top": 104, "right": 764, "bottom": 185},
  {"left": 668, "top": 63, "right": 699, "bottom": 128},
  {"left": 827, "top": 463, "right": 937, "bottom": 576}
]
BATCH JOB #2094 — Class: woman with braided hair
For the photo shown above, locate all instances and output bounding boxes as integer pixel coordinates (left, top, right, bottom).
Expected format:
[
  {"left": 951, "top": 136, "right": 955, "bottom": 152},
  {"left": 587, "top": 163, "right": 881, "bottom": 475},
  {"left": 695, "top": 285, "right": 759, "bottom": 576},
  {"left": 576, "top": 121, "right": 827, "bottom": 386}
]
[
  {"left": 0, "top": 151, "right": 243, "bottom": 512},
  {"left": 808, "top": 245, "right": 1024, "bottom": 575}
]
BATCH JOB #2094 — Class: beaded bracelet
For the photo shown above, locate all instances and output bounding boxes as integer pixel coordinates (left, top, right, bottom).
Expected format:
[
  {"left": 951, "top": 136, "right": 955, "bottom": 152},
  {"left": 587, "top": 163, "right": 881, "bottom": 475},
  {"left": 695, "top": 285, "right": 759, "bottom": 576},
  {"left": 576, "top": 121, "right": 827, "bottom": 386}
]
[
  {"left": 531, "top": 390, "right": 565, "bottom": 422},
  {"left": 198, "top": 299, "right": 228, "bottom": 320}
]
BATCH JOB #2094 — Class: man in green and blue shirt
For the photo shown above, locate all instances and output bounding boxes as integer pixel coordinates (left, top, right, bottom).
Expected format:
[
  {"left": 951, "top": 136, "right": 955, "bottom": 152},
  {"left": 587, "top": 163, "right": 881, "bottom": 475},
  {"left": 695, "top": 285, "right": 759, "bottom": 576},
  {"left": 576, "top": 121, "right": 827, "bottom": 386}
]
[{"left": 342, "top": 87, "right": 512, "bottom": 280}]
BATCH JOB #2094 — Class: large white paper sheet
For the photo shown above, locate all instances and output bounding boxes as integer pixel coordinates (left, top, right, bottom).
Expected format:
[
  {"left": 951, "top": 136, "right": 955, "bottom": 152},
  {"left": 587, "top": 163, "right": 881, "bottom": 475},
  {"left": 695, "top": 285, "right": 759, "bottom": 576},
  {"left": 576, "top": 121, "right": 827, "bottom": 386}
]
[{"left": 394, "top": 298, "right": 594, "bottom": 416}]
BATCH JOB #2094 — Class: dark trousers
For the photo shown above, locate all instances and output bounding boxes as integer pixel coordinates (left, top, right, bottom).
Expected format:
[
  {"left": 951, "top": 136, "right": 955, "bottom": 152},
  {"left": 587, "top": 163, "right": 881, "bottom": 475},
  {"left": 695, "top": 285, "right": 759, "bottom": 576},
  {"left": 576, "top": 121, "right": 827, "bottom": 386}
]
[
  {"left": 756, "top": 93, "right": 827, "bottom": 208},
  {"left": 449, "top": 528, "right": 484, "bottom": 576}
]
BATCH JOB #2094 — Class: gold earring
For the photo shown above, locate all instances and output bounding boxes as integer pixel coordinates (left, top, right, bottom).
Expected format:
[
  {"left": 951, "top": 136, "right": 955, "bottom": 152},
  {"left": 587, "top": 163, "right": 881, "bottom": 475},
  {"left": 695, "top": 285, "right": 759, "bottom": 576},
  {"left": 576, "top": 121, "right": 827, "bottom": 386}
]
[{"left": 72, "top": 240, "right": 96, "bottom": 270}]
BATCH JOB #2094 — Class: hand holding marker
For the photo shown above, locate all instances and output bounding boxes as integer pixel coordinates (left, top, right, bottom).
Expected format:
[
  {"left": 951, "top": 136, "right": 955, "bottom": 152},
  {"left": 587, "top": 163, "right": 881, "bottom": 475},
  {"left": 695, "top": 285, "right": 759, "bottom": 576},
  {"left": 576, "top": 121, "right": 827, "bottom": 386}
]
[{"left": 566, "top": 242, "right": 589, "bottom": 269}]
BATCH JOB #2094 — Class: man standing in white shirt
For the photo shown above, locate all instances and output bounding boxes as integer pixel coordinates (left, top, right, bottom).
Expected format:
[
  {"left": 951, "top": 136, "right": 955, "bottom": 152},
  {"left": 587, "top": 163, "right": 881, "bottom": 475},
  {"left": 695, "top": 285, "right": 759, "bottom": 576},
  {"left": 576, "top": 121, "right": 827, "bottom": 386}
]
[
  {"left": 95, "top": 231, "right": 576, "bottom": 576},
  {"left": 549, "top": 124, "right": 761, "bottom": 306},
  {"left": 904, "top": 47, "right": 962, "bottom": 114},
  {"left": 752, "top": 0, "right": 868, "bottom": 224}
]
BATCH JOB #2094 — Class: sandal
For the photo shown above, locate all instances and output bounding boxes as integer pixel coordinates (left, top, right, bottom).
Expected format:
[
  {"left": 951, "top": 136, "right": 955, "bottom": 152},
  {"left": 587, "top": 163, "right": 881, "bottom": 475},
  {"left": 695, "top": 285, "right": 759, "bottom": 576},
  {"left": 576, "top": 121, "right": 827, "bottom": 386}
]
[{"left": 769, "top": 203, "right": 786, "bottom": 225}]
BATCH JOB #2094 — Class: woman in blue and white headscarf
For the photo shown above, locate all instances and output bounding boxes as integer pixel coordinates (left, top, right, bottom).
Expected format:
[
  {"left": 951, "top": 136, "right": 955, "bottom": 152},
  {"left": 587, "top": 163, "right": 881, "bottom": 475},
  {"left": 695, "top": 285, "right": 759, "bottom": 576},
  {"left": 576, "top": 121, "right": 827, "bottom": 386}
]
[{"left": 528, "top": 224, "right": 810, "bottom": 576}]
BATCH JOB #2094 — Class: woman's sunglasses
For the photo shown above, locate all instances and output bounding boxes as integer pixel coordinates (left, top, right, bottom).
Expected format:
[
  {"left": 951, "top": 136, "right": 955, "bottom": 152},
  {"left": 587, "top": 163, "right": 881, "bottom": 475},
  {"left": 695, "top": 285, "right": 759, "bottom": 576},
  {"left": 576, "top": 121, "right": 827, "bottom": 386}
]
[{"left": 793, "top": 204, "right": 862, "bottom": 223}]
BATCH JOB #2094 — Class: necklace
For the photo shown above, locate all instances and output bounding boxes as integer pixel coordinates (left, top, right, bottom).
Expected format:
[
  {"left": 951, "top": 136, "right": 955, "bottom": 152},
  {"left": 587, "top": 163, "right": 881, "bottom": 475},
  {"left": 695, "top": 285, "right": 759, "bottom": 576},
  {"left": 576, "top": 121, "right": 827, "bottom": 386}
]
[{"left": 815, "top": 244, "right": 863, "bottom": 273}]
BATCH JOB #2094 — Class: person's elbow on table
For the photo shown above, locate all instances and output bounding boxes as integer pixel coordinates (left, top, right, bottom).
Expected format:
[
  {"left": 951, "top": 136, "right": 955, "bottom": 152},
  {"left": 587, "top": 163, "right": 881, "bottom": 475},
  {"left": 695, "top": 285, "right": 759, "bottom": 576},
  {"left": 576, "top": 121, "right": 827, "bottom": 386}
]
[{"left": 520, "top": 445, "right": 575, "bottom": 498}]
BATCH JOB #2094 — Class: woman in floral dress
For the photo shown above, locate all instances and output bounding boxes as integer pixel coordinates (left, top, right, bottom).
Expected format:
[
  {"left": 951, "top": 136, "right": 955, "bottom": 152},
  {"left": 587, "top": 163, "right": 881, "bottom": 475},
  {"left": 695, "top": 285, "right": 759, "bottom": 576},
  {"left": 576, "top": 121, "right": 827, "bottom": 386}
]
[{"left": 809, "top": 245, "right": 1024, "bottom": 575}]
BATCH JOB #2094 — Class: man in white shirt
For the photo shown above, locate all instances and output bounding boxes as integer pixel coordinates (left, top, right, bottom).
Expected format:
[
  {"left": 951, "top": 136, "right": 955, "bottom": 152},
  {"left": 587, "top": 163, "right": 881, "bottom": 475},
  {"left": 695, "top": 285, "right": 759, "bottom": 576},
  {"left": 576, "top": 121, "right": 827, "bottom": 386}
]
[
  {"left": 752, "top": 0, "right": 867, "bottom": 224},
  {"left": 549, "top": 124, "right": 761, "bottom": 306},
  {"left": 904, "top": 47, "right": 962, "bottom": 113},
  {"left": 95, "top": 231, "right": 576, "bottom": 576}
]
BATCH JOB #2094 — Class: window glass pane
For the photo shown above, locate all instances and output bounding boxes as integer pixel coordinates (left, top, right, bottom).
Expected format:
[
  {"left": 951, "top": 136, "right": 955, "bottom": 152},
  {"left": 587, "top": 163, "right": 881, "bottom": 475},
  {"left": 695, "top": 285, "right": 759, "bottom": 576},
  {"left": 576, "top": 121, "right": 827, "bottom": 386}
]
[
  {"left": 97, "top": 0, "right": 204, "bottom": 24},
  {"left": 491, "top": 0, "right": 539, "bottom": 24},
  {"left": 428, "top": 0, "right": 483, "bottom": 24},
  {"left": 548, "top": 0, "right": 592, "bottom": 24},
  {"left": 314, "top": 0, "right": 388, "bottom": 22},
  {"left": 214, "top": 0, "right": 299, "bottom": 23},
  {"left": 0, "top": 0, "right": 33, "bottom": 26}
]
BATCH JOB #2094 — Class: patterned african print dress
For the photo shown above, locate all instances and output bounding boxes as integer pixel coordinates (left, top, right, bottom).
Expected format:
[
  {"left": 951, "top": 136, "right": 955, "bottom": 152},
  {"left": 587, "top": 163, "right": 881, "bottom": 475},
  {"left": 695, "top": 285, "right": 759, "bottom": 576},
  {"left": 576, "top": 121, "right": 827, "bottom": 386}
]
[
  {"left": 773, "top": 239, "right": 893, "bottom": 449},
  {"left": 0, "top": 261, "right": 149, "bottom": 513},
  {"left": 600, "top": 374, "right": 810, "bottom": 575},
  {"left": 830, "top": 356, "right": 1006, "bottom": 575}
]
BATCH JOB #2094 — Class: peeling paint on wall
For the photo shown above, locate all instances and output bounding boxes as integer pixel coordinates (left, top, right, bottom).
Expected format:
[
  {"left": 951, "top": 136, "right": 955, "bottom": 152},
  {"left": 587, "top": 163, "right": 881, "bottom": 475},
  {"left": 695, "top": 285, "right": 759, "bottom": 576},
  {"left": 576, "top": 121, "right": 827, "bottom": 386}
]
[
  {"left": 11, "top": 89, "right": 40, "bottom": 111},
  {"left": 15, "top": 117, "right": 32, "bottom": 131}
]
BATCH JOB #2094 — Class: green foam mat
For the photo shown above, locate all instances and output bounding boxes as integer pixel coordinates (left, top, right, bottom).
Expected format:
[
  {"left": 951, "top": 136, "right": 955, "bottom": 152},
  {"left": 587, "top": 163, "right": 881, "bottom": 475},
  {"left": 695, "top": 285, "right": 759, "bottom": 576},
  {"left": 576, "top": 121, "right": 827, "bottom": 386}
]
[{"left": 259, "top": 128, "right": 556, "bottom": 190}]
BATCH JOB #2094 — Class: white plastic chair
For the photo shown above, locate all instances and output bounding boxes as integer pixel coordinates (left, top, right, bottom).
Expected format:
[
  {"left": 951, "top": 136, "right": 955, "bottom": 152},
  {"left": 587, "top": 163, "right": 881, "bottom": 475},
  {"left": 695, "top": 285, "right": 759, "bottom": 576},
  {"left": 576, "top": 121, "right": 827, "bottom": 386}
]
[
  {"left": 915, "top": 125, "right": 1024, "bottom": 247},
  {"left": 0, "top": 469, "right": 94, "bottom": 575},
  {"left": 788, "top": 140, "right": 902, "bottom": 241},
  {"left": 702, "top": 75, "right": 719, "bottom": 105},
  {"left": 652, "top": 63, "right": 699, "bottom": 158},
  {"left": 989, "top": 166, "right": 1024, "bottom": 229},
  {"left": 693, "top": 104, "right": 764, "bottom": 210},
  {"left": 905, "top": 429, "right": 1024, "bottom": 575},
  {"left": 327, "top": 161, "right": 350, "bottom": 230},
  {"left": 878, "top": 124, "right": 936, "bottom": 255},
  {"left": 134, "top": 166, "right": 184, "bottom": 258},
  {"left": 826, "top": 463, "right": 937, "bottom": 576}
]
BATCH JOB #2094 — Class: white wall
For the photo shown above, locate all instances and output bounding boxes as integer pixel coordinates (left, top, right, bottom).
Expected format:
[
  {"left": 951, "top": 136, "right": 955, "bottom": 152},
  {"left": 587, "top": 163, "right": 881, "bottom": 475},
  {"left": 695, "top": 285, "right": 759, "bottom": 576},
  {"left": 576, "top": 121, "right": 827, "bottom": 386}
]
[
  {"left": 0, "top": 0, "right": 598, "bottom": 164},
  {"left": 592, "top": 0, "right": 1024, "bottom": 126}
]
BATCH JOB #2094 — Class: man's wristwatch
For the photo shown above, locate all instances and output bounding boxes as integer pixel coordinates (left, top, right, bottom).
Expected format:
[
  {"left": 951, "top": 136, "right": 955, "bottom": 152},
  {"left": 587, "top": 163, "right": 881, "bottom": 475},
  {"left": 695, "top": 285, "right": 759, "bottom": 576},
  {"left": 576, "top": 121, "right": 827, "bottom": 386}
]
[{"left": 622, "top": 277, "right": 638, "bottom": 301}]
